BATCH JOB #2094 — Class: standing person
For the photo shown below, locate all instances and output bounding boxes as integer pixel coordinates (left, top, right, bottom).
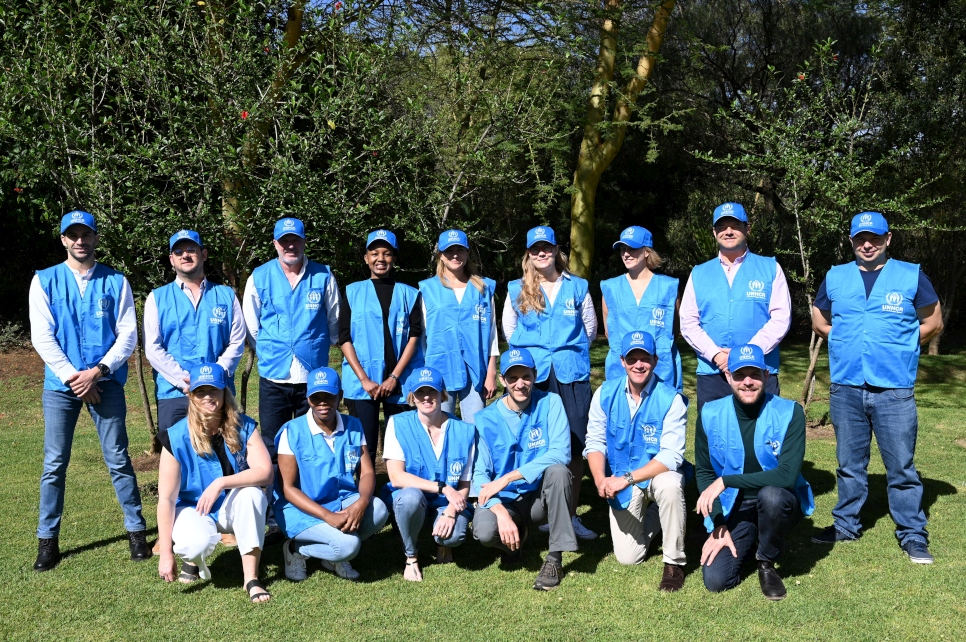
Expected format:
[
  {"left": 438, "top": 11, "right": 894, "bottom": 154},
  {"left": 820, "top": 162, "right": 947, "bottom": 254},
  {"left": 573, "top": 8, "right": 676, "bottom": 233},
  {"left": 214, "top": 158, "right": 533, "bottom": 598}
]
[
  {"left": 472, "top": 348, "right": 578, "bottom": 591},
  {"left": 584, "top": 331, "right": 689, "bottom": 592},
  {"left": 680, "top": 203, "right": 792, "bottom": 413},
  {"left": 155, "top": 363, "right": 274, "bottom": 603},
  {"left": 695, "top": 344, "right": 813, "bottom": 600},
  {"left": 381, "top": 367, "right": 475, "bottom": 581},
  {"left": 29, "top": 210, "right": 149, "bottom": 571},
  {"left": 275, "top": 367, "right": 389, "bottom": 582},
  {"left": 144, "top": 230, "right": 246, "bottom": 433},
  {"left": 502, "top": 225, "right": 598, "bottom": 541},
  {"left": 419, "top": 229, "right": 499, "bottom": 422},
  {"left": 600, "top": 226, "right": 682, "bottom": 391},
  {"left": 242, "top": 217, "right": 340, "bottom": 460},
  {"left": 810, "top": 212, "right": 943, "bottom": 563},
  {"left": 340, "top": 229, "right": 424, "bottom": 464}
]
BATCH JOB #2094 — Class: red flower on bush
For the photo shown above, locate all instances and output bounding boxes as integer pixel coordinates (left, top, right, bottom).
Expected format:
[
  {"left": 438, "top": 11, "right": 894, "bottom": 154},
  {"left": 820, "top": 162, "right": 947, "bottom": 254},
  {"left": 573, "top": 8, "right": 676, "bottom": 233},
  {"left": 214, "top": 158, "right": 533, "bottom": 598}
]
[
  {"left": 371, "top": 151, "right": 379, "bottom": 157},
  {"left": 798, "top": 73, "right": 805, "bottom": 81},
  {"left": 241, "top": 111, "right": 249, "bottom": 120},
  {"left": 13, "top": 187, "right": 23, "bottom": 193},
  {"left": 832, "top": 54, "right": 839, "bottom": 61},
  {"left": 334, "top": 1, "right": 343, "bottom": 10}
]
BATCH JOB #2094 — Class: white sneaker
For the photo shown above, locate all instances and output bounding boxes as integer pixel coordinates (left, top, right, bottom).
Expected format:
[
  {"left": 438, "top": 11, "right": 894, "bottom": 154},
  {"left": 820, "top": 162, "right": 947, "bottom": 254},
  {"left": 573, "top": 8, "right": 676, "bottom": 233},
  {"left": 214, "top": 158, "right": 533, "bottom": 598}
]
[
  {"left": 572, "top": 515, "right": 597, "bottom": 540},
  {"left": 321, "top": 559, "right": 360, "bottom": 581},
  {"left": 283, "top": 540, "right": 308, "bottom": 582},
  {"left": 538, "top": 523, "right": 550, "bottom": 533}
]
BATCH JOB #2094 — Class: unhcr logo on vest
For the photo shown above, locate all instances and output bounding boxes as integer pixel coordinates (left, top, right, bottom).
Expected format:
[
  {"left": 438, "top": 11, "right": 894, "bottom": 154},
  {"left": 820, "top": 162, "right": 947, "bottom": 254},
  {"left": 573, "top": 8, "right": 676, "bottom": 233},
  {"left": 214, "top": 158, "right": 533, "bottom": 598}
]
[
  {"left": 305, "top": 289, "right": 322, "bottom": 311},
  {"left": 345, "top": 447, "right": 360, "bottom": 471},
  {"left": 527, "top": 426, "right": 546, "bottom": 450},
  {"left": 197, "top": 364, "right": 215, "bottom": 383},
  {"left": 95, "top": 296, "right": 111, "bottom": 318},
  {"left": 766, "top": 439, "right": 782, "bottom": 456},
  {"left": 746, "top": 279, "right": 767, "bottom": 301},
  {"left": 650, "top": 307, "right": 665, "bottom": 328},
  {"left": 209, "top": 305, "right": 228, "bottom": 326},
  {"left": 563, "top": 297, "right": 578, "bottom": 317},
  {"left": 447, "top": 460, "right": 464, "bottom": 484},
  {"left": 882, "top": 291, "right": 904, "bottom": 314},
  {"left": 642, "top": 424, "right": 658, "bottom": 444}
]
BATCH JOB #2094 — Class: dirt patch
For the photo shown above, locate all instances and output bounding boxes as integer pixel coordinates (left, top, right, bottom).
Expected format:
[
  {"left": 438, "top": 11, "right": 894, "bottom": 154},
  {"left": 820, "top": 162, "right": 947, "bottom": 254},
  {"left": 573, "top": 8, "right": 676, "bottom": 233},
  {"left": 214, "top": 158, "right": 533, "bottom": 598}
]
[
  {"left": 133, "top": 452, "right": 160, "bottom": 472},
  {"left": 807, "top": 420, "right": 836, "bottom": 440},
  {"left": 955, "top": 439, "right": 966, "bottom": 450},
  {"left": 0, "top": 348, "right": 45, "bottom": 380}
]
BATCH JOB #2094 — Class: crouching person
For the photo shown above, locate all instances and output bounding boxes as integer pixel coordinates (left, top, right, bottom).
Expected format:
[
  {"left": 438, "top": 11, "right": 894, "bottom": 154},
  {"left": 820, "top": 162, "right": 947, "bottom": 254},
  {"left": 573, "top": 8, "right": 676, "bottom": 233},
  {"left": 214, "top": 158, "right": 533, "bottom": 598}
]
[
  {"left": 276, "top": 367, "right": 388, "bottom": 582},
  {"left": 156, "top": 363, "right": 274, "bottom": 603},
  {"left": 695, "top": 344, "right": 813, "bottom": 600}
]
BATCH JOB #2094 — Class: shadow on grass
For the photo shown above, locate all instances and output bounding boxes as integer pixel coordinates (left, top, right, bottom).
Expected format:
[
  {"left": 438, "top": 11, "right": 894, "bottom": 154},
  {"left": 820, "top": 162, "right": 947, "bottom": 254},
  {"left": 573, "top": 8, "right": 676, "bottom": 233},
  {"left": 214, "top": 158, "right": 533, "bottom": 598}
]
[
  {"left": 847, "top": 473, "right": 957, "bottom": 534},
  {"left": 61, "top": 527, "right": 158, "bottom": 560}
]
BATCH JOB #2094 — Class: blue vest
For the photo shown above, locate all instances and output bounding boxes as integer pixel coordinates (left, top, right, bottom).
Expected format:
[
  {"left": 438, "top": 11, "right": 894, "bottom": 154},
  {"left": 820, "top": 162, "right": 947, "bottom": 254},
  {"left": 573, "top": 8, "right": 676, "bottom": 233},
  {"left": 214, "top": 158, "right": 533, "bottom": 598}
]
[
  {"left": 383, "top": 411, "right": 476, "bottom": 509},
  {"left": 167, "top": 414, "right": 257, "bottom": 521},
  {"left": 474, "top": 389, "right": 556, "bottom": 502},
  {"left": 506, "top": 275, "right": 591, "bottom": 384},
  {"left": 419, "top": 276, "right": 496, "bottom": 392},
  {"left": 600, "top": 273, "right": 682, "bottom": 391},
  {"left": 690, "top": 253, "right": 780, "bottom": 375},
  {"left": 36, "top": 263, "right": 129, "bottom": 392},
  {"left": 600, "top": 376, "right": 680, "bottom": 510},
  {"left": 825, "top": 260, "right": 921, "bottom": 388},
  {"left": 152, "top": 281, "right": 237, "bottom": 399},
  {"left": 273, "top": 413, "right": 364, "bottom": 538},
  {"left": 341, "top": 280, "right": 424, "bottom": 402},
  {"left": 700, "top": 394, "right": 814, "bottom": 532},
  {"left": 251, "top": 259, "right": 332, "bottom": 380}
]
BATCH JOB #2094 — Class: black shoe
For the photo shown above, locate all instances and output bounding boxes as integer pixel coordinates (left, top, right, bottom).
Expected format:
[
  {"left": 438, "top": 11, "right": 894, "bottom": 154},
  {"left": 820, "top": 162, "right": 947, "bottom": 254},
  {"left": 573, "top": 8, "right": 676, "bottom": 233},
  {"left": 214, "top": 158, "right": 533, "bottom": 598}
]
[
  {"left": 811, "top": 525, "right": 855, "bottom": 544},
  {"left": 129, "top": 531, "right": 152, "bottom": 561},
  {"left": 757, "top": 560, "right": 787, "bottom": 601},
  {"left": 34, "top": 537, "right": 60, "bottom": 572},
  {"left": 533, "top": 556, "right": 564, "bottom": 591}
]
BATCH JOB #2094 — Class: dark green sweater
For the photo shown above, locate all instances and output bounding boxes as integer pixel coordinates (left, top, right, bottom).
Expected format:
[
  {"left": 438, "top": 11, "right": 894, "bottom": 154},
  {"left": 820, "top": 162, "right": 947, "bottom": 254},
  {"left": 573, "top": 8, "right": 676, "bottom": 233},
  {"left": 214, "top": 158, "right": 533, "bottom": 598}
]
[{"left": 695, "top": 395, "right": 807, "bottom": 527}]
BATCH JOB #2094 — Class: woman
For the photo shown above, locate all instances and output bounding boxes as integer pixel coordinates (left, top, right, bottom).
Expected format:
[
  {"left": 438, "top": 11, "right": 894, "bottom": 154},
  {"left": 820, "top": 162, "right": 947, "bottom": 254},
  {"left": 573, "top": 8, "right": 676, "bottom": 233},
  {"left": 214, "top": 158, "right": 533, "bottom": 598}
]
[
  {"left": 156, "top": 363, "right": 274, "bottom": 603},
  {"left": 600, "top": 226, "right": 682, "bottom": 391},
  {"left": 339, "top": 229, "right": 424, "bottom": 463},
  {"left": 276, "top": 367, "right": 389, "bottom": 582},
  {"left": 380, "top": 367, "right": 475, "bottom": 581},
  {"left": 419, "top": 229, "right": 499, "bottom": 423},
  {"left": 502, "top": 225, "right": 598, "bottom": 541}
]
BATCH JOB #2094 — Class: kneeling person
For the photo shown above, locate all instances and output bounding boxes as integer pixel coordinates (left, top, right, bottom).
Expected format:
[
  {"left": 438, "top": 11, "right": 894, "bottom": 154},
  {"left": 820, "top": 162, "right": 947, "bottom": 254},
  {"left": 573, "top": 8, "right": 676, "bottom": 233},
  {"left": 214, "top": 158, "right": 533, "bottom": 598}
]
[
  {"left": 585, "top": 331, "right": 689, "bottom": 591},
  {"left": 695, "top": 344, "right": 813, "bottom": 600}
]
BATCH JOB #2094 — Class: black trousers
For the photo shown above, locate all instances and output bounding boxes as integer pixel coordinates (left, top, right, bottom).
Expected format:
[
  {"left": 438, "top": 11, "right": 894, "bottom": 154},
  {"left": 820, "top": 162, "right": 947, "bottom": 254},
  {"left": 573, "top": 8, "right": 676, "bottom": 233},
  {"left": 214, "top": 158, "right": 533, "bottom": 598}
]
[
  {"left": 345, "top": 398, "right": 409, "bottom": 465},
  {"left": 258, "top": 377, "right": 309, "bottom": 461}
]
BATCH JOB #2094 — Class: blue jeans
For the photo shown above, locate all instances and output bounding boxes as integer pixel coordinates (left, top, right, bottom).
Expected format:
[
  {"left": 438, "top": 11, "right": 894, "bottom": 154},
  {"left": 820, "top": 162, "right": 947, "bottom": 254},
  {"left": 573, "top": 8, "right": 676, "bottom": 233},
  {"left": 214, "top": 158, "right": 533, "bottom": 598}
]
[
  {"left": 38, "top": 381, "right": 145, "bottom": 538},
  {"left": 439, "top": 373, "right": 486, "bottom": 423},
  {"left": 390, "top": 486, "right": 470, "bottom": 558},
  {"left": 829, "top": 383, "right": 927, "bottom": 545},
  {"left": 292, "top": 495, "right": 388, "bottom": 562}
]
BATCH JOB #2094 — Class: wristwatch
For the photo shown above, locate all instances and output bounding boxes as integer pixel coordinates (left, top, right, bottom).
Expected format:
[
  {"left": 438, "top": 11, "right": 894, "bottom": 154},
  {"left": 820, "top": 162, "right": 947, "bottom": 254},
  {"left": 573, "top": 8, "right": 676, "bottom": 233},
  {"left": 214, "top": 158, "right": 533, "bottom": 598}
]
[
  {"left": 623, "top": 472, "right": 635, "bottom": 486},
  {"left": 437, "top": 481, "right": 446, "bottom": 494},
  {"left": 96, "top": 363, "right": 110, "bottom": 378}
]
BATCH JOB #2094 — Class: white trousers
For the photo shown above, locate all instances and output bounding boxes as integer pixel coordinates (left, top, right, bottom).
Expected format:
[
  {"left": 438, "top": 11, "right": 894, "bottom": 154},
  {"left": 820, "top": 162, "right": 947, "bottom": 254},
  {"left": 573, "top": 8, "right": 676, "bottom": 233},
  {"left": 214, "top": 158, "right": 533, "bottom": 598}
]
[{"left": 609, "top": 470, "right": 687, "bottom": 566}]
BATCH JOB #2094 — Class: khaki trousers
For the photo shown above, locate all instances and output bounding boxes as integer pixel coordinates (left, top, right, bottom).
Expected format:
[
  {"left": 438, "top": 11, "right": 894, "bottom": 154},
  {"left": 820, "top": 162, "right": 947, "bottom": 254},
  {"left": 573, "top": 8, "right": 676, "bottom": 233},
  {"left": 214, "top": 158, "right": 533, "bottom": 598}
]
[{"left": 609, "top": 470, "right": 686, "bottom": 566}]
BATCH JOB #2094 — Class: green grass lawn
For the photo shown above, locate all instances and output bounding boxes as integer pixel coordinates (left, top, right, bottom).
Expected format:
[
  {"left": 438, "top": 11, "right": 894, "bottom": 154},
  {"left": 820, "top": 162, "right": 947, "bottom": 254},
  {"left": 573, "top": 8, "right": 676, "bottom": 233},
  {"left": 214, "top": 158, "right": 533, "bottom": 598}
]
[{"left": 1, "top": 341, "right": 964, "bottom": 641}]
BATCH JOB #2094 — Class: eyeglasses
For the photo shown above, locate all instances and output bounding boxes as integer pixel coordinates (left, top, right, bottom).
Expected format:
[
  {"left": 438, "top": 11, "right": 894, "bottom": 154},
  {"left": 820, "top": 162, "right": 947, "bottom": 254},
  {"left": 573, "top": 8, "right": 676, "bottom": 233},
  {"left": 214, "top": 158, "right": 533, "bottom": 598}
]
[
  {"left": 624, "top": 355, "right": 652, "bottom": 365},
  {"left": 172, "top": 247, "right": 200, "bottom": 256}
]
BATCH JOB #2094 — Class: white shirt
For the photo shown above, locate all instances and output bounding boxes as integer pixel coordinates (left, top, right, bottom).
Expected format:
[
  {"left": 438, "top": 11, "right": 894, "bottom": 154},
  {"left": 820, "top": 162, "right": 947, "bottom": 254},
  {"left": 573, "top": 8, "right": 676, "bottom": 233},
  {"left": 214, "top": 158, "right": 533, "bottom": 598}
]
[
  {"left": 420, "top": 285, "right": 500, "bottom": 358},
  {"left": 142, "top": 278, "right": 247, "bottom": 393},
  {"left": 501, "top": 272, "right": 598, "bottom": 342},
  {"left": 382, "top": 415, "right": 475, "bottom": 482},
  {"left": 583, "top": 375, "right": 688, "bottom": 472},
  {"left": 29, "top": 262, "right": 138, "bottom": 383},
  {"left": 276, "top": 412, "right": 366, "bottom": 455},
  {"left": 241, "top": 258, "right": 340, "bottom": 384}
]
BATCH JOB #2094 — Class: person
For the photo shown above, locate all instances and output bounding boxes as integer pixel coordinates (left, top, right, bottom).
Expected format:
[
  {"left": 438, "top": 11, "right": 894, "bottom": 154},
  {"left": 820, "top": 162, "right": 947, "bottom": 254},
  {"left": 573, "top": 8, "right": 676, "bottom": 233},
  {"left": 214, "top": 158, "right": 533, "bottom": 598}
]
[
  {"left": 680, "top": 203, "right": 792, "bottom": 412},
  {"left": 340, "top": 229, "right": 424, "bottom": 464},
  {"left": 155, "top": 363, "right": 274, "bottom": 602},
  {"left": 29, "top": 210, "right": 149, "bottom": 572},
  {"left": 380, "top": 367, "right": 475, "bottom": 581},
  {"left": 502, "top": 225, "right": 597, "bottom": 541},
  {"left": 144, "top": 230, "right": 246, "bottom": 433},
  {"left": 419, "top": 229, "right": 499, "bottom": 422},
  {"left": 472, "top": 348, "right": 578, "bottom": 591},
  {"left": 695, "top": 344, "right": 813, "bottom": 600},
  {"left": 584, "top": 331, "right": 689, "bottom": 591},
  {"left": 810, "top": 211, "right": 944, "bottom": 564},
  {"left": 275, "top": 367, "right": 389, "bottom": 582},
  {"left": 241, "top": 217, "right": 340, "bottom": 460},
  {"left": 600, "top": 226, "right": 682, "bottom": 391}
]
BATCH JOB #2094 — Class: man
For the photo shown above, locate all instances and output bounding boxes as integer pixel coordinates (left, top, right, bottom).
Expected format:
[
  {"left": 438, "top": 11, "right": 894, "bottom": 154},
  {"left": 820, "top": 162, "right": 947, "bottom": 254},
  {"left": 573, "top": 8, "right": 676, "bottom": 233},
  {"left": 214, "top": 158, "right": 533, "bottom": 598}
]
[
  {"left": 810, "top": 211, "right": 943, "bottom": 564},
  {"left": 680, "top": 202, "right": 792, "bottom": 412},
  {"left": 472, "top": 348, "right": 578, "bottom": 591},
  {"left": 242, "top": 218, "right": 340, "bottom": 459},
  {"left": 28, "top": 210, "right": 150, "bottom": 571},
  {"left": 695, "top": 344, "right": 813, "bottom": 600},
  {"left": 584, "top": 331, "right": 689, "bottom": 592},
  {"left": 143, "top": 230, "right": 246, "bottom": 432}
]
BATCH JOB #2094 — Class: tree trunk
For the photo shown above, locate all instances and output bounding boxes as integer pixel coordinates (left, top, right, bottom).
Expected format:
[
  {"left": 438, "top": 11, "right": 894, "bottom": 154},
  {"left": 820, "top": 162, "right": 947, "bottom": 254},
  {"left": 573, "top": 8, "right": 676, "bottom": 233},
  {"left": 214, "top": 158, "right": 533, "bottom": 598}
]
[
  {"left": 134, "top": 334, "right": 161, "bottom": 455},
  {"left": 239, "top": 345, "right": 256, "bottom": 415},
  {"left": 801, "top": 333, "right": 824, "bottom": 412}
]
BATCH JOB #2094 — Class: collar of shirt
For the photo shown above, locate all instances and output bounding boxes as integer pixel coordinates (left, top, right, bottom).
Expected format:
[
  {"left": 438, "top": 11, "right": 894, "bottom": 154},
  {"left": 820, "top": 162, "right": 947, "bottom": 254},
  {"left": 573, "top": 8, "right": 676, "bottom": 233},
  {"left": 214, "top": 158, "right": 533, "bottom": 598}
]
[
  {"left": 307, "top": 411, "right": 345, "bottom": 438},
  {"left": 278, "top": 257, "right": 308, "bottom": 288},
  {"left": 66, "top": 261, "right": 97, "bottom": 281},
  {"left": 718, "top": 249, "right": 748, "bottom": 271},
  {"left": 625, "top": 374, "right": 657, "bottom": 414},
  {"left": 174, "top": 275, "right": 208, "bottom": 305}
]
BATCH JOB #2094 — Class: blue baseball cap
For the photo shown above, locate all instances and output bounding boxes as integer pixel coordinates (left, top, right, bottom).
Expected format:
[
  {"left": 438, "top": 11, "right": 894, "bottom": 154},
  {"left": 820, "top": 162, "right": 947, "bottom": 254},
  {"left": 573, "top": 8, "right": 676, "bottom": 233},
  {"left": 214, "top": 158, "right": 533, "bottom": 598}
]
[
  {"left": 713, "top": 202, "right": 748, "bottom": 225},
  {"left": 500, "top": 348, "right": 536, "bottom": 376},
  {"left": 60, "top": 210, "right": 97, "bottom": 234},
  {"left": 438, "top": 229, "right": 469, "bottom": 251},
  {"left": 850, "top": 211, "right": 889, "bottom": 237},
  {"left": 526, "top": 226, "right": 556, "bottom": 248},
  {"left": 307, "top": 367, "right": 341, "bottom": 397},
  {"left": 728, "top": 344, "right": 767, "bottom": 373},
  {"left": 405, "top": 367, "right": 446, "bottom": 396},
  {"left": 273, "top": 217, "right": 305, "bottom": 240},
  {"left": 366, "top": 229, "right": 398, "bottom": 250},
  {"left": 613, "top": 226, "right": 653, "bottom": 250},
  {"left": 169, "top": 229, "right": 203, "bottom": 251},
  {"left": 188, "top": 363, "right": 228, "bottom": 391},
  {"left": 621, "top": 330, "right": 656, "bottom": 357}
]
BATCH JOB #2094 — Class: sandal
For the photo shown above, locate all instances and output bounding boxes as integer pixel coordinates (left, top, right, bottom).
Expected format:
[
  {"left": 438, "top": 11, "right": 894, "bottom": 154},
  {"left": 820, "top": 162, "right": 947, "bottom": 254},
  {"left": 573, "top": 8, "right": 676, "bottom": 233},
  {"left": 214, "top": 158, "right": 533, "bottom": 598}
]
[
  {"left": 178, "top": 562, "right": 200, "bottom": 584},
  {"left": 245, "top": 579, "right": 271, "bottom": 603}
]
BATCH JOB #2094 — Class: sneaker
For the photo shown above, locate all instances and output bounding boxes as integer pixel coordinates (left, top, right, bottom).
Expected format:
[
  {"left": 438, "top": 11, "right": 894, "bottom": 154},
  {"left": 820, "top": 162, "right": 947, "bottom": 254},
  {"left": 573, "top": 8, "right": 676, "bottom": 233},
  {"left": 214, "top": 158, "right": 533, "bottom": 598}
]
[
  {"left": 571, "top": 515, "right": 597, "bottom": 540},
  {"left": 128, "top": 530, "right": 152, "bottom": 561},
  {"left": 321, "top": 559, "right": 360, "bottom": 581},
  {"left": 810, "top": 526, "right": 855, "bottom": 544},
  {"left": 33, "top": 537, "right": 60, "bottom": 572},
  {"left": 283, "top": 540, "right": 308, "bottom": 581},
  {"left": 901, "top": 540, "right": 934, "bottom": 565},
  {"left": 533, "top": 555, "right": 564, "bottom": 591}
]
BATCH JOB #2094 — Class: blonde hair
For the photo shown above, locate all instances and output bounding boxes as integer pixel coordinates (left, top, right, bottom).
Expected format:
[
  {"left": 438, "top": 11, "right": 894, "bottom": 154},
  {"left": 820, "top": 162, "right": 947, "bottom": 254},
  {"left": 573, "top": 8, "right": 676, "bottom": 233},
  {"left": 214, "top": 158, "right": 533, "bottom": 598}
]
[
  {"left": 516, "top": 248, "right": 570, "bottom": 315},
  {"left": 407, "top": 388, "right": 450, "bottom": 407},
  {"left": 644, "top": 247, "right": 665, "bottom": 271},
  {"left": 435, "top": 253, "right": 486, "bottom": 294},
  {"left": 186, "top": 388, "right": 243, "bottom": 456}
]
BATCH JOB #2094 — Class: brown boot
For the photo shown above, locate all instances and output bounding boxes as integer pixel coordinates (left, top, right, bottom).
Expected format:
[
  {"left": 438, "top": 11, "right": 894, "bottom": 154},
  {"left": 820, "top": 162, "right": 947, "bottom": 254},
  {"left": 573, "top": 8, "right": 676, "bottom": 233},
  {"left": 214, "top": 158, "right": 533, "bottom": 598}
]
[{"left": 659, "top": 563, "right": 685, "bottom": 592}]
